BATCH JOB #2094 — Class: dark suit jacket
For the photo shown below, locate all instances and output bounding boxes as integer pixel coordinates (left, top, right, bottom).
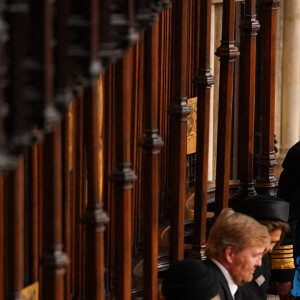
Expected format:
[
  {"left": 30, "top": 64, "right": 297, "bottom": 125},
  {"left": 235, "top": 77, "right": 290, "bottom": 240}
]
[{"left": 204, "top": 259, "right": 235, "bottom": 300}]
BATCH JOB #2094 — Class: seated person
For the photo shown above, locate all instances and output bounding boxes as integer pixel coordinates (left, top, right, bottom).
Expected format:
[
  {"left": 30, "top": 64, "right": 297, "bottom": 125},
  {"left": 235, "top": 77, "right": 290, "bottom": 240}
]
[
  {"left": 162, "top": 258, "right": 221, "bottom": 300},
  {"left": 237, "top": 195, "right": 290, "bottom": 300},
  {"left": 205, "top": 208, "right": 270, "bottom": 300}
]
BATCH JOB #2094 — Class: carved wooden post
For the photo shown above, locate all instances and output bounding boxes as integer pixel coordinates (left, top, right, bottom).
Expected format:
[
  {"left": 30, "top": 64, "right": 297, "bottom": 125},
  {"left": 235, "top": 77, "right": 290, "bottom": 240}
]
[
  {"left": 74, "top": 94, "right": 84, "bottom": 299},
  {"left": 169, "top": 0, "right": 191, "bottom": 264},
  {"left": 237, "top": 0, "right": 260, "bottom": 198},
  {"left": 27, "top": 143, "right": 39, "bottom": 282},
  {"left": 255, "top": 0, "right": 279, "bottom": 195},
  {"left": 110, "top": 51, "right": 136, "bottom": 300},
  {"left": 192, "top": 0, "right": 215, "bottom": 259},
  {"left": 215, "top": 0, "right": 239, "bottom": 213},
  {"left": 5, "top": 158, "right": 24, "bottom": 300},
  {"left": 41, "top": 125, "right": 68, "bottom": 300},
  {"left": 139, "top": 19, "right": 164, "bottom": 300},
  {"left": 76, "top": 1, "right": 110, "bottom": 299},
  {"left": 82, "top": 84, "right": 109, "bottom": 300}
]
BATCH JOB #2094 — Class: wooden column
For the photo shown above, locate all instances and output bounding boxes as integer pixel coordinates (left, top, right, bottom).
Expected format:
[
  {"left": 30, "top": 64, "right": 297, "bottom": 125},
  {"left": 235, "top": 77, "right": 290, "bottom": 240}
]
[
  {"left": 139, "top": 20, "right": 164, "bottom": 300},
  {"left": 255, "top": 0, "right": 279, "bottom": 195},
  {"left": 40, "top": 125, "right": 68, "bottom": 300},
  {"left": 81, "top": 0, "right": 109, "bottom": 299},
  {"left": 62, "top": 105, "right": 74, "bottom": 300},
  {"left": 237, "top": 0, "right": 260, "bottom": 198},
  {"left": 5, "top": 158, "right": 24, "bottom": 300},
  {"left": 27, "top": 144, "right": 39, "bottom": 282},
  {"left": 110, "top": 51, "right": 136, "bottom": 300},
  {"left": 215, "top": 0, "right": 239, "bottom": 213},
  {"left": 169, "top": 0, "right": 191, "bottom": 265},
  {"left": 74, "top": 94, "right": 85, "bottom": 299},
  {"left": 192, "top": 0, "right": 215, "bottom": 258},
  {"left": 82, "top": 82, "right": 109, "bottom": 300}
]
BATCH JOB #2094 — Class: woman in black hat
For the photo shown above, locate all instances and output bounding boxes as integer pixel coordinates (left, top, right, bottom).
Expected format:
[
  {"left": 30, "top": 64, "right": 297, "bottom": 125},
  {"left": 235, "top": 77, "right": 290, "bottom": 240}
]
[{"left": 237, "top": 195, "right": 290, "bottom": 300}]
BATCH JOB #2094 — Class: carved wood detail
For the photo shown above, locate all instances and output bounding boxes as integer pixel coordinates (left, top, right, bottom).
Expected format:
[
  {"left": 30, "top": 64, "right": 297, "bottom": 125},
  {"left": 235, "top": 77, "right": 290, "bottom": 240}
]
[
  {"left": 236, "top": 0, "right": 260, "bottom": 198},
  {"left": 255, "top": 0, "right": 279, "bottom": 195},
  {"left": 192, "top": 0, "right": 215, "bottom": 259},
  {"left": 215, "top": 0, "right": 240, "bottom": 213},
  {"left": 169, "top": 0, "right": 192, "bottom": 265}
]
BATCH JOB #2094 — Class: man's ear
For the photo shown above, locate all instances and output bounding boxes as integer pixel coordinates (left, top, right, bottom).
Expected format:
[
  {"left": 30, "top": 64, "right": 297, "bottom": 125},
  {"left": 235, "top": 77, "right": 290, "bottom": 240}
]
[{"left": 225, "top": 246, "right": 234, "bottom": 264}]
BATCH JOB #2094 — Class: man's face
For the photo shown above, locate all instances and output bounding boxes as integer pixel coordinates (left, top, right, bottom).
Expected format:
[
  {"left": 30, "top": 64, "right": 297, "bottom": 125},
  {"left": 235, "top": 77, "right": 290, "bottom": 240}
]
[
  {"left": 268, "top": 229, "right": 282, "bottom": 252},
  {"left": 228, "top": 245, "right": 265, "bottom": 286}
]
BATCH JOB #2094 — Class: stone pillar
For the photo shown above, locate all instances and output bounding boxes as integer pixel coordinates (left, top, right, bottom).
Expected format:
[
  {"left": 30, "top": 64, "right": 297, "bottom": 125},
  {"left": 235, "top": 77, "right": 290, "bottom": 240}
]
[{"left": 281, "top": 0, "right": 300, "bottom": 156}]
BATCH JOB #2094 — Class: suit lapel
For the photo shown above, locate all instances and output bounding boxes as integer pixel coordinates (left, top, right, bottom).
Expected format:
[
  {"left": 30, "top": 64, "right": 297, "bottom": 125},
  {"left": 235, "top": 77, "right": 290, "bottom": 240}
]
[{"left": 205, "top": 259, "right": 234, "bottom": 300}]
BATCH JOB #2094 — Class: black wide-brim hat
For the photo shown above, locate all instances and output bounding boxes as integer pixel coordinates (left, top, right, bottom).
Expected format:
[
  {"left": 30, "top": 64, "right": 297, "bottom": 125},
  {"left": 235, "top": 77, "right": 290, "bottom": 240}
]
[
  {"left": 162, "top": 259, "right": 220, "bottom": 300},
  {"left": 237, "top": 195, "right": 289, "bottom": 222}
]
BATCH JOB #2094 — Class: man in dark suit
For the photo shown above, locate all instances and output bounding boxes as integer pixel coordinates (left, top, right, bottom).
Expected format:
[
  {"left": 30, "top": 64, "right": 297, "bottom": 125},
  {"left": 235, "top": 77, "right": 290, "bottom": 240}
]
[
  {"left": 237, "top": 195, "right": 290, "bottom": 300},
  {"left": 205, "top": 208, "right": 270, "bottom": 300}
]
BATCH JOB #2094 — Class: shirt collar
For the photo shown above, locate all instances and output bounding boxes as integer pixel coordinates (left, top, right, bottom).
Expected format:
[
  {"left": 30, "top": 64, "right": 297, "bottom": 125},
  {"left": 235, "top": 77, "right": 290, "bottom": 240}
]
[{"left": 211, "top": 258, "right": 238, "bottom": 298}]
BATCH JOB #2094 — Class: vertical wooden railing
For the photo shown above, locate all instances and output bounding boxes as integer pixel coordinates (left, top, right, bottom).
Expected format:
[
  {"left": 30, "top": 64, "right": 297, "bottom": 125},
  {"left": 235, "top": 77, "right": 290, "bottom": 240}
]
[
  {"left": 110, "top": 51, "right": 137, "bottom": 300},
  {"left": 41, "top": 126, "right": 68, "bottom": 300},
  {"left": 192, "top": 0, "right": 215, "bottom": 258},
  {"left": 237, "top": 0, "right": 260, "bottom": 198},
  {"left": 27, "top": 144, "right": 39, "bottom": 283},
  {"left": 82, "top": 83, "right": 109, "bottom": 300},
  {"left": 215, "top": 0, "right": 239, "bottom": 213},
  {"left": 5, "top": 158, "right": 24, "bottom": 300},
  {"left": 81, "top": 1, "right": 109, "bottom": 299},
  {"left": 62, "top": 105, "right": 74, "bottom": 300},
  {"left": 169, "top": 0, "right": 191, "bottom": 265},
  {"left": 74, "top": 95, "right": 85, "bottom": 299},
  {"left": 255, "top": 0, "right": 279, "bottom": 195},
  {"left": 140, "top": 19, "right": 164, "bottom": 300}
]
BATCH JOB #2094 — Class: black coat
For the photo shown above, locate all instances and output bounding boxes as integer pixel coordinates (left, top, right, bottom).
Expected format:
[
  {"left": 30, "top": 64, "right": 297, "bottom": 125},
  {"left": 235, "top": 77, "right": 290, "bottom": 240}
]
[
  {"left": 240, "top": 254, "right": 271, "bottom": 300},
  {"left": 204, "top": 259, "right": 235, "bottom": 300},
  {"left": 275, "top": 141, "right": 300, "bottom": 282}
]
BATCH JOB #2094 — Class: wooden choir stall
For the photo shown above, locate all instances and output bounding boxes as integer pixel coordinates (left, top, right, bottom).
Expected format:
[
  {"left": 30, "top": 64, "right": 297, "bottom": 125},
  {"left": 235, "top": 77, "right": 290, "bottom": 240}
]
[{"left": 0, "top": 0, "right": 280, "bottom": 299}]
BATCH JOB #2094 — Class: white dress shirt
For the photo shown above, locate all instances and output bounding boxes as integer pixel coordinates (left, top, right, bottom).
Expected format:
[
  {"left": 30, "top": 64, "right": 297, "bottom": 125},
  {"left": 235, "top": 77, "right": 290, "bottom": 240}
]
[{"left": 211, "top": 258, "right": 238, "bottom": 298}]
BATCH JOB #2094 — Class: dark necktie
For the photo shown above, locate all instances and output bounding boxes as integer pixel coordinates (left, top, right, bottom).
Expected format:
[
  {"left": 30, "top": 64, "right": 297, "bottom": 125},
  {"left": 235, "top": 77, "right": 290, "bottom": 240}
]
[{"left": 234, "top": 287, "right": 241, "bottom": 300}]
